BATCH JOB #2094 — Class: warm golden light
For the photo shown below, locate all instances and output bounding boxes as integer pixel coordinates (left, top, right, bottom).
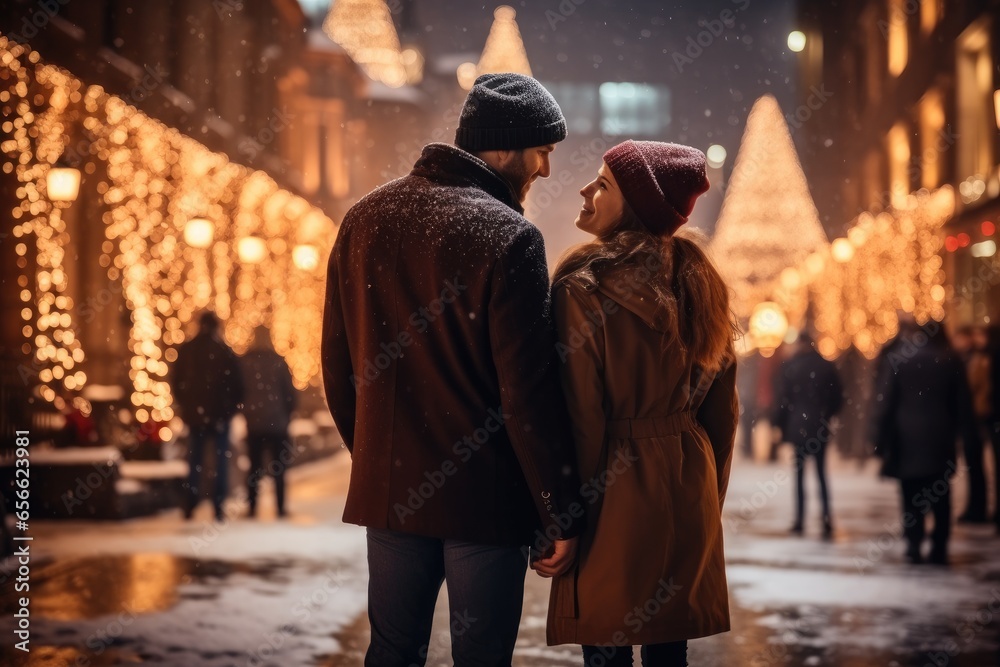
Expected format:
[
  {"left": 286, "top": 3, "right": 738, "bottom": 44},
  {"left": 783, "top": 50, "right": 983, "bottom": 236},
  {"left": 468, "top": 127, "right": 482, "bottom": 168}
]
[
  {"left": 888, "top": 122, "right": 911, "bottom": 207},
  {"left": 1, "top": 35, "right": 338, "bottom": 413},
  {"left": 457, "top": 62, "right": 478, "bottom": 91},
  {"left": 888, "top": 0, "right": 909, "bottom": 76},
  {"left": 919, "top": 89, "right": 945, "bottom": 188},
  {"left": 184, "top": 218, "right": 214, "bottom": 249},
  {"left": 46, "top": 166, "right": 80, "bottom": 202},
  {"left": 921, "top": 0, "right": 939, "bottom": 35},
  {"left": 476, "top": 6, "right": 532, "bottom": 77},
  {"left": 709, "top": 94, "right": 829, "bottom": 320},
  {"left": 238, "top": 236, "right": 267, "bottom": 264},
  {"left": 831, "top": 237, "right": 855, "bottom": 263},
  {"left": 323, "top": 0, "right": 408, "bottom": 87},
  {"left": 748, "top": 301, "right": 788, "bottom": 354},
  {"left": 787, "top": 31, "right": 806, "bottom": 52},
  {"left": 706, "top": 144, "right": 727, "bottom": 169},
  {"left": 292, "top": 244, "right": 320, "bottom": 271},
  {"left": 400, "top": 48, "right": 424, "bottom": 85}
]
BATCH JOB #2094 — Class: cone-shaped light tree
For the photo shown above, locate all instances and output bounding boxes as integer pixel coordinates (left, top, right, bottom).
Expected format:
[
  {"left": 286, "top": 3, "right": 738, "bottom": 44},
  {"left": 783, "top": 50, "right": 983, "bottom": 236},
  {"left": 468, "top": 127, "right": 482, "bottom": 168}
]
[
  {"left": 476, "top": 6, "right": 532, "bottom": 77},
  {"left": 709, "top": 94, "right": 829, "bottom": 321},
  {"left": 324, "top": 0, "right": 407, "bottom": 87}
]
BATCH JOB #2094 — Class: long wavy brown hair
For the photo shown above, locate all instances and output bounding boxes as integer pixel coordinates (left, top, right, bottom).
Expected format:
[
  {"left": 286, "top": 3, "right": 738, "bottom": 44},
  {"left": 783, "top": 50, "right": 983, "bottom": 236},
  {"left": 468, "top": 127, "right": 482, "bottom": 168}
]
[{"left": 553, "top": 204, "right": 740, "bottom": 374}]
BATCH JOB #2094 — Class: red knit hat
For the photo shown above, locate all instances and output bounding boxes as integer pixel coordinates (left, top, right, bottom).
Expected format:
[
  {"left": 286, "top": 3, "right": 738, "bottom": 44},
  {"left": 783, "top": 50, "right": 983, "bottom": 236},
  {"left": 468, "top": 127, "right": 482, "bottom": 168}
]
[{"left": 603, "top": 140, "right": 710, "bottom": 236}]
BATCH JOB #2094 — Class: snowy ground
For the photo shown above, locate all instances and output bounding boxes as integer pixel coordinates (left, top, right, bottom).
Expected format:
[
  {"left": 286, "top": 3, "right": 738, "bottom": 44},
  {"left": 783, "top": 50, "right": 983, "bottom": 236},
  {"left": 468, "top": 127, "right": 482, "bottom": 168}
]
[{"left": 2, "top": 448, "right": 999, "bottom": 666}]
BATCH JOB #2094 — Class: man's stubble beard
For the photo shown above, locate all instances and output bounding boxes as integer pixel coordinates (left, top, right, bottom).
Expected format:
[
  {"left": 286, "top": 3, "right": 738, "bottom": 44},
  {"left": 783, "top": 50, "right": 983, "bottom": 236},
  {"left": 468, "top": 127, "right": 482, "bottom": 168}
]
[{"left": 498, "top": 155, "right": 534, "bottom": 204}]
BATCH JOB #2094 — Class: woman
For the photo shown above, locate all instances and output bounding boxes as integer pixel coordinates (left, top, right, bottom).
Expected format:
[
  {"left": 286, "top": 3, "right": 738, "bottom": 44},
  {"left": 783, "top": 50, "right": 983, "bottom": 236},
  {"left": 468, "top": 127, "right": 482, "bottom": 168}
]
[{"left": 538, "top": 141, "right": 740, "bottom": 666}]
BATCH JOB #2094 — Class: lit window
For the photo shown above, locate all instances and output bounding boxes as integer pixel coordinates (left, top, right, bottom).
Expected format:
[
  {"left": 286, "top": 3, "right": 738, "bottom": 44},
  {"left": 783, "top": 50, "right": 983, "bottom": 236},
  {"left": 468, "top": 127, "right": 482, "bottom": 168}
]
[
  {"left": 544, "top": 83, "right": 600, "bottom": 135},
  {"left": 887, "top": 122, "right": 911, "bottom": 207},
  {"left": 920, "top": 0, "right": 940, "bottom": 36},
  {"left": 956, "top": 19, "right": 995, "bottom": 183},
  {"left": 887, "top": 0, "right": 908, "bottom": 76},
  {"left": 598, "top": 82, "right": 670, "bottom": 136},
  {"left": 918, "top": 88, "right": 944, "bottom": 189}
]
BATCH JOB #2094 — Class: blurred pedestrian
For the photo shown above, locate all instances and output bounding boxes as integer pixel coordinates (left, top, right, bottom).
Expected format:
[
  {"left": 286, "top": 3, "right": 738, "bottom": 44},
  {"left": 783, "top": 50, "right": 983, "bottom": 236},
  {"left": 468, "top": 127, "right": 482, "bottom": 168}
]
[
  {"left": 546, "top": 141, "right": 739, "bottom": 667},
  {"left": 987, "top": 325, "right": 1000, "bottom": 533},
  {"left": 956, "top": 325, "right": 991, "bottom": 524},
  {"left": 773, "top": 332, "right": 843, "bottom": 539},
  {"left": 322, "top": 74, "right": 583, "bottom": 665},
  {"left": 240, "top": 325, "right": 296, "bottom": 518},
  {"left": 171, "top": 311, "right": 244, "bottom": 521},
  {"left": 873, "top": 320, "right": 980, "bottom": 564}
]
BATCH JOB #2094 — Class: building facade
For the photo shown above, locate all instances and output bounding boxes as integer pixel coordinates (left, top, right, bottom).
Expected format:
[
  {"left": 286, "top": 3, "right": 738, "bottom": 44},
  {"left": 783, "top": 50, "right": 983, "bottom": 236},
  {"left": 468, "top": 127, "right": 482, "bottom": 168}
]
[
  {"left": 0, "top": 0, "right": 428, "bottom": 445},
  {"left": 797, "top": 0, "right": 1000, "bottom": 326}
]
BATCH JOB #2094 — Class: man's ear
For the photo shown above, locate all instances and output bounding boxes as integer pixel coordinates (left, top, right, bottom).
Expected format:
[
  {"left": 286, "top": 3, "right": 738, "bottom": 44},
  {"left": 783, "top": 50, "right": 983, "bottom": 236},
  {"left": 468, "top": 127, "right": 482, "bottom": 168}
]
[{"left": 495, "top": 149, "right": 512, "bottom": 167}]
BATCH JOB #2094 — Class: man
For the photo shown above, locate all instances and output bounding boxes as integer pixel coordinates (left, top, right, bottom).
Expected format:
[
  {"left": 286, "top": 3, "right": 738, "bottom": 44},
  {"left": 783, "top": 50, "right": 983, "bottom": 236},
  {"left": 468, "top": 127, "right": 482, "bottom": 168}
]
[
  {"left": 172, "top": 311, "right": 244, "bottom": 521},
  {"left": 241, "top": 325, "right": 297, "bottom": 518},
  {"left": 773, "top": 331, "right": 843, "bottom": 539},
  {"left": 322, "top": 73, "right": 583, "bottom": 666}
]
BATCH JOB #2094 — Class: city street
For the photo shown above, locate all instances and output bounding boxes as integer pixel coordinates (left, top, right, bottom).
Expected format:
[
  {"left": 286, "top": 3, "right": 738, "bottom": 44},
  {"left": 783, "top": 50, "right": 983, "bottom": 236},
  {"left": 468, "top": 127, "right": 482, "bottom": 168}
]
[{"left": 2, "top": 448, "right": 998, "bottom": 667}]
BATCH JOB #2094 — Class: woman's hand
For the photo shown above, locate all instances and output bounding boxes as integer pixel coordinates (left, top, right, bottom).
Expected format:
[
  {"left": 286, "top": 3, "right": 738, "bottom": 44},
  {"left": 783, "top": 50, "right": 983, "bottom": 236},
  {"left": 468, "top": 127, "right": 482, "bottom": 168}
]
[{"left": 530, "top": 537, "right": 579, "bottom": 578}]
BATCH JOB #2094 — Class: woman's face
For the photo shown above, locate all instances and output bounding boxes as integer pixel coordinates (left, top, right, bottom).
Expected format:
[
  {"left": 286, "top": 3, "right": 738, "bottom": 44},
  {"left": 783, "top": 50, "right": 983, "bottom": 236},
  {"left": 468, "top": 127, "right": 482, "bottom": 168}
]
[{"left": 575, "top": 162, "right": 625, "bottom": 238}]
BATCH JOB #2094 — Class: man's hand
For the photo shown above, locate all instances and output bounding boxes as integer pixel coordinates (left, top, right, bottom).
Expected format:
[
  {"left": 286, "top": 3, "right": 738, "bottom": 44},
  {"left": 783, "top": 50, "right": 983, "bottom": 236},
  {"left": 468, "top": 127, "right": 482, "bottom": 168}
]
[{"left": 530, "top": 537, "right": 578, "bottom": 578}]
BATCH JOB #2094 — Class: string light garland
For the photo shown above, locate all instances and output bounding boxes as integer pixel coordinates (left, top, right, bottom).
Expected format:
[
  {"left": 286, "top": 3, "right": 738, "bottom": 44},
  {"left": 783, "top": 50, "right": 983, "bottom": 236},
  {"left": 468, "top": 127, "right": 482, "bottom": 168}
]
[
  {"left": 709, "top": 94, "right": 829, "bottom": 322},
  {"left": 808, "top": 188, "right": 953, "bottom": 359},
  {"left": 711, "top": 94, "right": 953, "bottom": 360},
  {"left": 323, "top": 0, "right": 409, "bottom": 87},
  {"left": 475, "top": 6, "right": 533, "bottom": 78},
  {"left": 1, "top": 35, "right": 338, "bottom": 429}
]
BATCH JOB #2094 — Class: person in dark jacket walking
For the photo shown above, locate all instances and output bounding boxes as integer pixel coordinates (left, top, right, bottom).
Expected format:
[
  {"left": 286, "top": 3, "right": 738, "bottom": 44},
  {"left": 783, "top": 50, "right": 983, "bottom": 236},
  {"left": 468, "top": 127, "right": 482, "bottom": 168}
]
[
  {"left": 986, "top": 324, "right": 1000, "bottom": 534},
  {"left": 172, "top": 311, "right": 244, "bottom": 521},
  {"left": 873, "top": 320, "right": 981, "bottom": 564},
  {"left": 241, "top": 325, "right": 296, "bottom": 518},
  {"left": 322, "top": 73, "right": 583, "bottom": 666},
  {"left": 773, "top": 332, "right": 844, "bottom": 538}
]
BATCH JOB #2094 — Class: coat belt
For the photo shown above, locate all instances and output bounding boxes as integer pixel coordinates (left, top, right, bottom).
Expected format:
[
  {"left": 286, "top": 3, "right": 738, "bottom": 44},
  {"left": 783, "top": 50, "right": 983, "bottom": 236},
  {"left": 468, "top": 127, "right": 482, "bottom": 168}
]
[{"left": 606, "top": 411, "right": 697, "bottom": 439}]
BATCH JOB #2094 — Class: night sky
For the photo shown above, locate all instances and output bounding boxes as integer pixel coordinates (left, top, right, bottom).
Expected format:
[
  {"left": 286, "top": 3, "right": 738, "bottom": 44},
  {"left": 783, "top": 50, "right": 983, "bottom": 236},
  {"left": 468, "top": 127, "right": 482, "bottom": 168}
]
[
  {"left": 391, "top": 0, "right": 806, "bottom": 259},
  {"left": 409, "top": 0, "right": 801, "bottom": 164}
]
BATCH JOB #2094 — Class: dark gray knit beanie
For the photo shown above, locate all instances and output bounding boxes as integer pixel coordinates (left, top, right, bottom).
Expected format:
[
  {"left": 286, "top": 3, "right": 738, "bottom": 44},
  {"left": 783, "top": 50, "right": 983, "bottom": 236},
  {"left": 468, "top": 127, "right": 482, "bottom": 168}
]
[{"left": 455, "top": 73, "right": 568, "bottom": 151}]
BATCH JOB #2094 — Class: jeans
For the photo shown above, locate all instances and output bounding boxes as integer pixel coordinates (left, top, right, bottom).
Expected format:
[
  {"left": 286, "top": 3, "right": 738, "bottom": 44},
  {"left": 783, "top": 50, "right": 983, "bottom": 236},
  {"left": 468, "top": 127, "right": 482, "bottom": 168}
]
[
  {"left": 793, "top": 443, "right": 831, "bottom": 525},
  {"left": 582, "top": 641, "right": 688, "bottom": 666},
  {"left": 186, "top": 421, "right": 230, "bottom": 515},
  {"left": 900, "top": 476, "right": 951, "bottom": 558},
  {"left": 246, "top": 433, "right": 291, "bottom": 515},
  {"left": 365, "top": 527, "right": 526, "bottom": 667}
]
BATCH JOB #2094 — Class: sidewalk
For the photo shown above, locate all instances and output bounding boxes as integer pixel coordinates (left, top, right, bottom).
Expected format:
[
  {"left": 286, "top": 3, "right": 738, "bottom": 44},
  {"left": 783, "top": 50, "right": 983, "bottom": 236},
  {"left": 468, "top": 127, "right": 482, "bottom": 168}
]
[{"left": 1, "top": 449, "right": 998, "bottom": 666}]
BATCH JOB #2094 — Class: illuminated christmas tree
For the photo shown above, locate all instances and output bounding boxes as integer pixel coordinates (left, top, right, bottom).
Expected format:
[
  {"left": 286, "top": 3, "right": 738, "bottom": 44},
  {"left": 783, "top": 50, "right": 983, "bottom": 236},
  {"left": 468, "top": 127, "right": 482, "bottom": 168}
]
[
  {"left": 709, "top": 94, "right": 829, "bottom": 320},
  {"left": 476, "top": 6, "right": 532, "bottom": 77},
  {"left": 324, "top": 0, "right": 407, "bottom": 87}
]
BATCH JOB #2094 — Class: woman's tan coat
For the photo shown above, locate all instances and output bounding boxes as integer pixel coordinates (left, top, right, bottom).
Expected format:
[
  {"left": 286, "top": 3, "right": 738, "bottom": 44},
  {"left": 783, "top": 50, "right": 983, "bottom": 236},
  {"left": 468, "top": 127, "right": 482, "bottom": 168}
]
[{"left": 547, "top": 265, "right": 739, "bottom": 647}]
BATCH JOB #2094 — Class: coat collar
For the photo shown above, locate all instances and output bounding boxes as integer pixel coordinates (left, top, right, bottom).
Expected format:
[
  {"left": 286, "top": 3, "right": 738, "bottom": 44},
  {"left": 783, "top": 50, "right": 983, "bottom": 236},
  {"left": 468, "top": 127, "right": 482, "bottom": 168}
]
[{"left": 410, "top": 143, "right": 524, "bottom": 215}]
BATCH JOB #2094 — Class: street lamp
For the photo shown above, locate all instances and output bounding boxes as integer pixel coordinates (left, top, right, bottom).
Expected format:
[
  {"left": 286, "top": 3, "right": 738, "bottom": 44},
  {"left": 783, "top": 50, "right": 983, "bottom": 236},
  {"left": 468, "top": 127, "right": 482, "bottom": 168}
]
[
  {"left": 46, "top": 164, "right": 81, "bottom": 203},
  {"left": 748, "top": 301, "right": 788, "bottom": 357},
  {"left": 183, "top": 218, "right": 214, "bottom": 248},
  {"left": 787, "top": 31, "right": 806, "bottom": 53},
  {"left": 706, "top": 144, "right": 727, "bottom": 169}
]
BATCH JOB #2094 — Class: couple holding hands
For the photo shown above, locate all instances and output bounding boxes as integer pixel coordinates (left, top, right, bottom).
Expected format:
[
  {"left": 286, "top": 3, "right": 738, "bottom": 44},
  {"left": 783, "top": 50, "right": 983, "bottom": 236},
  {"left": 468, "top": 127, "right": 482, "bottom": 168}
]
[{"left": 323, "top": 73, "right": 739, "bottom": 667}]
